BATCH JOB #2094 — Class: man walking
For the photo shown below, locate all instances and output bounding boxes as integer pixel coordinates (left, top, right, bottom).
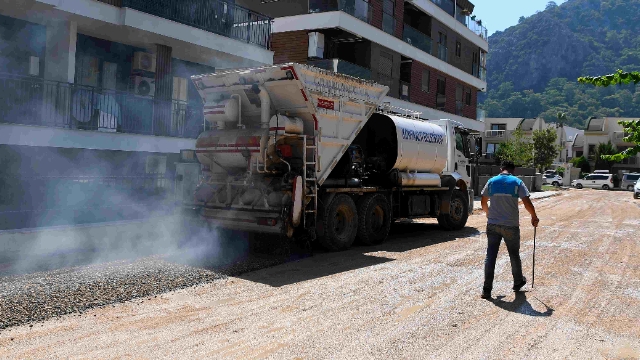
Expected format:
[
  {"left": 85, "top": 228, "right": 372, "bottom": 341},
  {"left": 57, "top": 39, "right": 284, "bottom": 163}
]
[{"left": 480, "top": 160, "right": 539, "bottom": 299}]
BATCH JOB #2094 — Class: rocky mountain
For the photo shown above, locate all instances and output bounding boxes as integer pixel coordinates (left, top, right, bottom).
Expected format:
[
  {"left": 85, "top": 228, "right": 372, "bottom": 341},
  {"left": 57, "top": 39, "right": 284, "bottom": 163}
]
[{"left": 481, "top": 0, "right": 640, "bottom": 127}]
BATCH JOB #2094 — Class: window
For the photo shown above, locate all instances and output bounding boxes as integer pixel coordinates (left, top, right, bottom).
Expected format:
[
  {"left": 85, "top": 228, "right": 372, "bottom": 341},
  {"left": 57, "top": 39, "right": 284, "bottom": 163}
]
[
  {"left": 378, "top": 51, "right": 393, "bottom": 87},
  {"left": 438, "top": 32, "right": 448, "bottom": 62},
  {"left": 422, "top": 69, "right": 430, "bottom": 92},
  {"left": 465, "top": 87, "right": 472, "bottom": 105},
  {"left": 487, "top": 143, "right": 500, "bottom": 154},
  {"left": 436, "top": 76, "right": 446, "bottom": 110},
  {"left": 491, "top": 124, "right": 506, "bottom": 131},
  {"left": 455, "top": 41, "right": 461, "bottom": 57},
  {"left": 382, "top": 0, "right": 395, "bottom": 35},
  {"left": 455, "top": 133, "right": 464, "bottom": 152}
]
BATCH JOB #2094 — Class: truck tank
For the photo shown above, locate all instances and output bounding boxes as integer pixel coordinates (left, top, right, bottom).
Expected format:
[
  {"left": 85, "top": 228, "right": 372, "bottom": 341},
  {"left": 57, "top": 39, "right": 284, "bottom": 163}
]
[{"left": 336, "top": 113, "right": 448, "bottom": 186}]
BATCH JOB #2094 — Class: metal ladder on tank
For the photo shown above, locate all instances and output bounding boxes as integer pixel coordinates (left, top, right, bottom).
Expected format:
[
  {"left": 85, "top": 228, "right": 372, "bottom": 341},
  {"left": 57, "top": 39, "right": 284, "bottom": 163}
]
[{"left": 302, "top": 135, "right": 318, "bottom": 229}]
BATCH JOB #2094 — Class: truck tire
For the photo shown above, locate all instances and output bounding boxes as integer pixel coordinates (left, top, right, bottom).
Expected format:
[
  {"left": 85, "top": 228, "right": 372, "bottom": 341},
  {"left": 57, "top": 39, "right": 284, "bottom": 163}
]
[
  {"left": 437, "top": 190, "right": 469, "bottom": 231},
  {"left": 356, "top": 194, "right": 391, "bottom": 245},
  {"left": 318, "top": 194, "right": 358, "bottom": 251}
]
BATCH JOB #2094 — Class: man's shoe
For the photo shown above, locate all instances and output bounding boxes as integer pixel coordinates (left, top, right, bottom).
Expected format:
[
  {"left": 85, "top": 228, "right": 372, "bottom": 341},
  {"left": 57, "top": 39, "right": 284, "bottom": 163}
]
[
  {"left": 480, "top": 290, "right": 491, "bottom": 299},
  {"left": 513, "top": 276, "right": 527, "bottom": 292}
]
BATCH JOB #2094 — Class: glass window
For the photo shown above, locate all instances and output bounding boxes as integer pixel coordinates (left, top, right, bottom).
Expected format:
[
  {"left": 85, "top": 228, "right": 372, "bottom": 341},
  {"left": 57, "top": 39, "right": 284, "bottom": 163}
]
[
  {"left": 422, "top": 69, "right": 430, "bottom": 92},
  {"left": 382, "top": 0, "right": 395, "bottom": 34},
  {"left": 627, "top": 174, "right": 640, "bottom": 181},
  {"left": 487, "top": 143, "right": 500, "bottom": 153},
  {"left": 465, "top": 88, "right": 471, "bottom": 105},
  {"left": 456, "top": 133, "right": 464, "bottom": 152},
  {"left": 455, "top": 41, "right": 461, "bottom": 57},
  {"left": 436, "top": 76, "right": 446, "bottom": 110}
]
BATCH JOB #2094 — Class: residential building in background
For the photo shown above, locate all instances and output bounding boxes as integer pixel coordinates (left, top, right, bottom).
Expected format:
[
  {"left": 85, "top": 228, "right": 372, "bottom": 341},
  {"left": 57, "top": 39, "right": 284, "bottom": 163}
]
[
  {"left": 237, "top": 0, "right": 488, "bottom": 131},
  {"left": 480, "top": 117, "right": 574, "bottom": 165},
  {"left": 0, "top": 0, "right": 273, "bottom": 229},
  {"left": 581, "top": 117, "right": 640, "bottom": 175}
]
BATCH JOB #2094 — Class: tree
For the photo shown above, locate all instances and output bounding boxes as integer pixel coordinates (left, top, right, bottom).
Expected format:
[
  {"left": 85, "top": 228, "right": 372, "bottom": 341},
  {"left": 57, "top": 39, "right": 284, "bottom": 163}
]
[
  {"left": 546, "top": 1, "right": 558, "bottom": 10},
  {"left": 533, "top": 127, "right": 561, "bottom": 172},
  {"left": 594, "top": 141, "right": 619, "bottom": 171},
  {"left": 570, "top": 156, "right": 591, "bottom": 174},
  {"left": 495, "top": 129, "right": 533, "bottom": 167},
  {"left": 578, "top": 70, "right": 640, "bottom": 162},
  {"left": 518, "top": 16, "right": 526, "bottom": 24}
]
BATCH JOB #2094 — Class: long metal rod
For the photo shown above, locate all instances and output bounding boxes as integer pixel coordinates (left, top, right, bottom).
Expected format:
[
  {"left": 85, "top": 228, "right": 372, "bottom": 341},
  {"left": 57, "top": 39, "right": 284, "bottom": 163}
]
[{"left": 532, "top": 227, "right": 537, "bottom": 289}]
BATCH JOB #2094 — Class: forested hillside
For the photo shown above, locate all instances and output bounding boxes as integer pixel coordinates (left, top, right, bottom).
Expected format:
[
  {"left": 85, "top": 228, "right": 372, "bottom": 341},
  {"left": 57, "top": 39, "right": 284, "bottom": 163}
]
[{"left": 480, "top": 0, "right": 640, "bottom": 128}]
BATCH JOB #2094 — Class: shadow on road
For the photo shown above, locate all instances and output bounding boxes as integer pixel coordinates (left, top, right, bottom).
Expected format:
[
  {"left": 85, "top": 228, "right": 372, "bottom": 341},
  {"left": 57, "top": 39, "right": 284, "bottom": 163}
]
[
  {"left": 235, "top": 222, "right": 481, "bottom": 287},
  {"left": 492, "top": 291, "right": 554, "bottom": 317}
]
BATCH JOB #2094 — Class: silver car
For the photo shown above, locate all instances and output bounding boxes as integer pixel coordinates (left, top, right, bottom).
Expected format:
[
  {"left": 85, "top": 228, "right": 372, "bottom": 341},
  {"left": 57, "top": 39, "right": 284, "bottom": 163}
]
[{"left": 622, "top": 173, "right": 640, "bottom": 191}]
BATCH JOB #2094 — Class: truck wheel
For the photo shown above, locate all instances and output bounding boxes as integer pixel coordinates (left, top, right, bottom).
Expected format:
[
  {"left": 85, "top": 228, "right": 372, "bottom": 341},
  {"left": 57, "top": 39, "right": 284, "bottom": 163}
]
[
  {"left": 437, "top": 190, "right": 469, "bottom": 231},
  {"left": 318, "top": 194, "right": 358, "bottom": 251},
  {"left": 356, "top": 194, "right": 391, "bottom": 245}
]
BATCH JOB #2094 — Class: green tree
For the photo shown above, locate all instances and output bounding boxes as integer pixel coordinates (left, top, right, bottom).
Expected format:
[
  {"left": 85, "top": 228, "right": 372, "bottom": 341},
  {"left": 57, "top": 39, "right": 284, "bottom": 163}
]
[
  {"left": 495, "top": 129, "right": 533, "bottom": 167},
  {"left": 570, "top": 156, "right": 591, "bottom": 174},
  {"left": 594, "top": 141, "right": 619, "bottom": 171},
  {"left": 533, "top": 127, "right": 561, "bottom": 172},
  {"left": 578, "top": 70, "right": 640, "bottom": 161}
]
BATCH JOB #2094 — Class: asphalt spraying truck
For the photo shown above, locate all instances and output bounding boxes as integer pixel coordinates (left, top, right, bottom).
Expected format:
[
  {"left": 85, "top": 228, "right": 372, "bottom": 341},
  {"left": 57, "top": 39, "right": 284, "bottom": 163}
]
[{"left": 180, "top": 63, "right": 477, "bottom": 251}]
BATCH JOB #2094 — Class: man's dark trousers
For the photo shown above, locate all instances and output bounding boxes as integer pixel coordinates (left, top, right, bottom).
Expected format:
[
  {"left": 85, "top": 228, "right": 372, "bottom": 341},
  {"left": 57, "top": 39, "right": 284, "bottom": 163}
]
[{"left": 483, "top": 223, "right": 524, "bottom": 292}]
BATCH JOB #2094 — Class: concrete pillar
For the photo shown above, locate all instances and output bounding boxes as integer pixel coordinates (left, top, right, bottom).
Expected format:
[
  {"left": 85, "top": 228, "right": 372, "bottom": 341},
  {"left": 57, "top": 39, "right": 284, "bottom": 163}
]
[
  {"left": 44, "top": 20, "right": 77, "bottom": 83},
  {"left": 153, "top": 44, "right": 173, "bottom": 136}
]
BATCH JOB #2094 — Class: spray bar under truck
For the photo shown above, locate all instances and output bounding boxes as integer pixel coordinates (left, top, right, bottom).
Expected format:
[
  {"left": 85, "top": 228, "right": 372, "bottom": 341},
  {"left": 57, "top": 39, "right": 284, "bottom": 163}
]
[{"left": 182, "top": 63, "right": 476, "bottom": 251}]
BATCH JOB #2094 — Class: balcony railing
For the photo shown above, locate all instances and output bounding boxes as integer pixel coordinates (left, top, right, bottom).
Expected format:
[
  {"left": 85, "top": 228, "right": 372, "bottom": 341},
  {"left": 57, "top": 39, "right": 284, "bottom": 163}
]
[
  {"left": 400, "top": 80, "right": 411, "bottom": 101},
  {"left": 120, "top": 0, "right": 272, "bottom": 49},
  {"left": 0, "top": 73, "right": 203, "bottom": 139},
  {"left": 484, "top": 130, "right": 507, "bottom": 139},
  {"left": 403, "top": 24, "right": 432, "bottom": 55},
  {"left": 479, "top": 66, "right": 487, "bottom": 81},
  {"left": 465, "top": 16, "right": 488, "bottom": 40},
  {"left": 621, "top": 157, "right": 639, "bottom": 166},
  {"left": 437, "top": 44, "right": 448, "bottom": 62},
  {"left": 309, "top": 0, "right": 372, "bottom": 24},
  {"left": 614, "top": 131, "right": 632, "bottom": 143},
  {"left": 307, "top": 59, "right": 372, "bottom": 80},
  {"left": 477, "top": 108, "right": 486, "bottom": 122}
]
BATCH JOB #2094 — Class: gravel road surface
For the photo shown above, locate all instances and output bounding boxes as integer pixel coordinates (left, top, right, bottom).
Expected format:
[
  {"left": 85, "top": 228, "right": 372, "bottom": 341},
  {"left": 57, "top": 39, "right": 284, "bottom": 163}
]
[{"left": 2, "top": 189, "right": 640, "bottom": 359}]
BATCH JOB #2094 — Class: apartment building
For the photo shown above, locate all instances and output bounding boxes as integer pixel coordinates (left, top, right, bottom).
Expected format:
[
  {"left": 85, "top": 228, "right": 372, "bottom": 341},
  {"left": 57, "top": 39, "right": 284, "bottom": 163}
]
[
  {"left": 481, "top": 117, "right": 574, "bottom": 164},
  {"left": 581, "top": 117, "right": 640, "bottom": 173},
  {"left": 237, "top": 0, "right": 488, "bottom": 131},
  {"left": 0, "top": 0, "right": 273, "bottom": 229}
]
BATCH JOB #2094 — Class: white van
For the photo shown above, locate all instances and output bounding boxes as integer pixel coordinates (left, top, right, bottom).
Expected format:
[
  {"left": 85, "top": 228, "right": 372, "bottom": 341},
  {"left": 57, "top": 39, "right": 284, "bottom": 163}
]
[{"left": 571, "top": 173, "right": 614, "bottom": 190}]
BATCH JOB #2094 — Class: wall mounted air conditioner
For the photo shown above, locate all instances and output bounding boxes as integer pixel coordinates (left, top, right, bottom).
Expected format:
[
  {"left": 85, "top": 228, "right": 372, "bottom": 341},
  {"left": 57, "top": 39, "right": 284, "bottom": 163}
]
[
  {"left": 133, "top": 52, "right": 157, "bottom": 73},
  {"left": 308, "top": 32, "right": 325, "bottom": 59},
  {"left": 132, "top": 76, "right": 155, "bottom": 97}
]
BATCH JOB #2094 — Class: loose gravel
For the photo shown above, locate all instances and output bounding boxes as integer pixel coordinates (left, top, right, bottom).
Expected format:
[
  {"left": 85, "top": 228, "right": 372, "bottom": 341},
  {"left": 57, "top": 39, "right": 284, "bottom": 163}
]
[
  {"left": 0, "top": 237, "right": 306, "bottom": 331},
  {"left": 0, "top": 257, "right": 223, "bottom": 330}
]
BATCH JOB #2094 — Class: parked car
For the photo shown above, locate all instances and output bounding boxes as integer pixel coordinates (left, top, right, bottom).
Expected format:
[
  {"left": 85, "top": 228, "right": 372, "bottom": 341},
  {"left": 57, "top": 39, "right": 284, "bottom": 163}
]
[
  {"left": 571, "top": 173, "right": 614, "bottom": 190},
  {"left": 634, "top": 181, "right": 640, "bottom": 199},
  {"left": 621, "top": 173, "right": 640, "bottom": 191},
  {"left": 543, "top": 174, "right": 563, "bottom": 186}
]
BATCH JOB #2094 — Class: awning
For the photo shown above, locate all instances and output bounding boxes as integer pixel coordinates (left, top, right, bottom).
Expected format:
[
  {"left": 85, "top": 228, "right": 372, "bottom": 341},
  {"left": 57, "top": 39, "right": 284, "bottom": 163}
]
[{"left": 457, "top": 0, "right": 475, "bottom": 13}]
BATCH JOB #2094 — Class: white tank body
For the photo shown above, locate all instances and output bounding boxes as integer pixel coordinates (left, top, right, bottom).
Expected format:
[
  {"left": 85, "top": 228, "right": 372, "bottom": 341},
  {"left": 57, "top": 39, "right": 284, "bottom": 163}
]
[
  {"left": 195, "top": 129, "right": 267, "bottom": 172},
  {"left": 389, "top": 115, "right": 447, "bottom": 174}
]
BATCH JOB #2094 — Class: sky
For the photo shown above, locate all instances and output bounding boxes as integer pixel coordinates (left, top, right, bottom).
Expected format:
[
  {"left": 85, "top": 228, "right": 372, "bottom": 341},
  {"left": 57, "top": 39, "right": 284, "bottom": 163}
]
[{"left": 470, "top": 0, "right": 568, "bottom": 36}]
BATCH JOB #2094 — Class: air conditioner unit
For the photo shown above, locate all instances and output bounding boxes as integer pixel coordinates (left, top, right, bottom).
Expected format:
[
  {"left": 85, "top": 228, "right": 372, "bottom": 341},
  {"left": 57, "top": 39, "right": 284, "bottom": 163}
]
[
  {"left": 308, "top": 32, "right": 325, "bottom": 59},
  {"left": 132, "top": 76, "right": 155, "bottom": 97},
  {"left": 133, "top": 52, "right": 157, "bottom": 73}
]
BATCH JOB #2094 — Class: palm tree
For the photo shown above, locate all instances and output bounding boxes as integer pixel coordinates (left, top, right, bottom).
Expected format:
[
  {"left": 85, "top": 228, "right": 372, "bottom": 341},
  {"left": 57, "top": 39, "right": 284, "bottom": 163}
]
[{"left": 594, "top": 141, "right": 618, "bottom": 171}]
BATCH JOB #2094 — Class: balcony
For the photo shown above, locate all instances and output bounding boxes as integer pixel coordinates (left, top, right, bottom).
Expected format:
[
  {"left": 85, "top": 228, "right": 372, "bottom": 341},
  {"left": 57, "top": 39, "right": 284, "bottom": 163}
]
[
  {"left": 484, "top": 130, "right": 509, "bottom": 140},
  {"left": 430, "top": 0, "right": 455, "bottom": 17},
  {"left": 0, "top": 73, "right": 203, "bottom": 139},
  {"left": 476, "top": 108, "right": 486, "bottom": 122},
  {"left": 465, "top": 16, "right": 488, "bottom": 40},
  {"left": 403, "top": 24, "right": 432, "bottom": 55},
  {"left": 613, "top": 131, "right": 632, "bottom": 144},
  {"left": 621, "top": 156, "right": 639, "bottom": 166},
  {"left": 119, "top": 0, "right": 273, "bottom": 49},
  {"left": 437, "top": 44, "right": 448, "bottom": 62},
  {"left": 307, "top": 59, "right": 372, "bottom": 80},
  {"left": 309, "top": 0, "right": 372, "bottom": 24}
]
